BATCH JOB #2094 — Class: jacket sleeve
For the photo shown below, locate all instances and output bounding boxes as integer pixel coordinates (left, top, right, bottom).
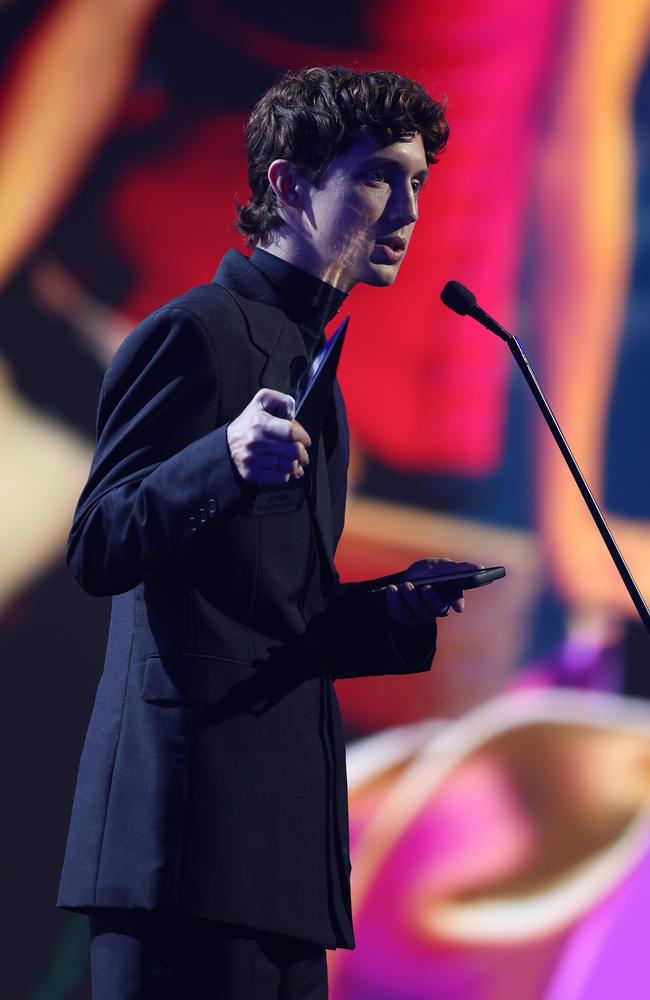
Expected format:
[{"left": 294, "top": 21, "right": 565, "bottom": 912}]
[
  {"left": 66, "top": 306, "right": 243, "bottom": 596},
  {"left": 318, "top": 575, "right": 437, "bottom": 680}
]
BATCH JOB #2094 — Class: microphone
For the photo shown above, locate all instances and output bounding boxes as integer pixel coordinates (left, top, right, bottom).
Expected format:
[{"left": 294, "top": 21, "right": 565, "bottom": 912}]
[
  {"left": 440, "top": 281, "right": 511, "bottom": 342},
  {"left": 440, "top": 279, "right": 650, "bottom": 636}
]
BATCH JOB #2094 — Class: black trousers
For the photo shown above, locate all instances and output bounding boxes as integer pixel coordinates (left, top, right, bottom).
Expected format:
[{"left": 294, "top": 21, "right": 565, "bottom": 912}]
[{"left": 88, "top": 908, "right": 329, "bottom": 1000}]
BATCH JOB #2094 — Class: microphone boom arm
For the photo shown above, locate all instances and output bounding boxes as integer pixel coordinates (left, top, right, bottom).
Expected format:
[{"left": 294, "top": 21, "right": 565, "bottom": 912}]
[{"left": 442, "top": 283, "right": 650, "bottom": 636}]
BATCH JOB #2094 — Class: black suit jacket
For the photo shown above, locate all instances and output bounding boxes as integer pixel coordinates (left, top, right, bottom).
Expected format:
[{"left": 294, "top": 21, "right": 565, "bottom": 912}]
[{"left": 57, "top": 250, "right": 436, "bottom": 949}]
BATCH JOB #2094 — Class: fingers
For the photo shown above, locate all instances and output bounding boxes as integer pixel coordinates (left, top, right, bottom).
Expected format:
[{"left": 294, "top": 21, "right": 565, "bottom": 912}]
[
  {"left": 386, "top": 581, "right": 456, "bottom": 626},
  {"left": 257, "top": 458, "right": 305, "bottom": 480},
  {"left": 262, "top": 413, "right": 311, "bottom": 447},
  {"left": 253, "top": 470, "right": 293, "bottom": 485},
  {"left": 426, "top": 582, "right": 464, "bottom": 613},
  {"left": 384, "top": 555, "right": 488, "bottom": 624},
  {"left": 248, "top": 438, "right": 310, "bottom": 464},
  {"left": 386, "top": 583, "right": 421, "bottom": 626},
  {"left": 256, "top": 390, "right": 311, "bottom": 447},
  {"left": 256, "top": 388, "right": 295, "bottom": 420},
  {"left": 250, "top": 435, "right": 309, "bottom": 479},
  {"left": 418, "top": 583, "right": 456, "bottom": 617},
  {"left": 227, "top": 389, "right": 312, "bottom": 485}
]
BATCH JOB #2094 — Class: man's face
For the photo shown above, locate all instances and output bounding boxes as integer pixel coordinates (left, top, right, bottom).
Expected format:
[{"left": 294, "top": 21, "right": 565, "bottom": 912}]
[{"left": 303, "top": 133, "right": 429, "bottom": 291}]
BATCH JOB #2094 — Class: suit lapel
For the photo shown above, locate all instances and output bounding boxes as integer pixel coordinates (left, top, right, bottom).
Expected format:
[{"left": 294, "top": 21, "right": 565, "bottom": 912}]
[{"left": 213, "top": 251, "right": 306, "bottom": 392}]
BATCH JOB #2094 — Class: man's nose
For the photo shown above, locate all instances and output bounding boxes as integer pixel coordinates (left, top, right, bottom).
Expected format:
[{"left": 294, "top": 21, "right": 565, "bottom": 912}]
[{"left": 390, "top": 183, "right": 418, "bottom": 226}]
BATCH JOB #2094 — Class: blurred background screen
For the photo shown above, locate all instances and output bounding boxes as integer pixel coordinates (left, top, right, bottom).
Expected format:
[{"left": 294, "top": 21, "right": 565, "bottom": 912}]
[{"left": 2, "top": 1, "right": 650, "bottom": 997}]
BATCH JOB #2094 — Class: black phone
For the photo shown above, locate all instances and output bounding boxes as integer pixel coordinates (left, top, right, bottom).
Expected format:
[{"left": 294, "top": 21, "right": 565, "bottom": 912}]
[{"left": 411, "top": 566, "right": 506, "bottom": 595}]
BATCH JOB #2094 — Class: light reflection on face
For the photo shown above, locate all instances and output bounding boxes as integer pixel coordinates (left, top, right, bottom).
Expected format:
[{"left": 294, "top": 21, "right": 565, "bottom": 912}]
[{"left": 302, "top": 133, "right": 429, "bottom": 292}]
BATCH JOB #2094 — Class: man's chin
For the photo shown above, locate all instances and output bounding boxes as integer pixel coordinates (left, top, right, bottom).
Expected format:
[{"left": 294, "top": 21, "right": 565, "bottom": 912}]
[{"left": 361, "top": 261, "right": 402, "bottom": 287}]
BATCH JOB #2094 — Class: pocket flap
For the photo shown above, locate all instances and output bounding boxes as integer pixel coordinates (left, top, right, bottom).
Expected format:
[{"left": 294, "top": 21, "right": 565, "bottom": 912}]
[{"left": 141, "top": 653, "right": 256, "bottom": 705}]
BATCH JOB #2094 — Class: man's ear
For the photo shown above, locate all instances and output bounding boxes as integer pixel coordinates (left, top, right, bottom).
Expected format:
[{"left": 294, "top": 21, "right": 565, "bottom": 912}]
[{"left": 267, "top": 159, "right": 306, "bottom": 211}]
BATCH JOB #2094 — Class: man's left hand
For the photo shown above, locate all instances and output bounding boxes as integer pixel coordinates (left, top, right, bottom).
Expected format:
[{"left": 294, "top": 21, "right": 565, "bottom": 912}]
[{"left": 384, "top": 558, "right": 483, "bottom": 626}]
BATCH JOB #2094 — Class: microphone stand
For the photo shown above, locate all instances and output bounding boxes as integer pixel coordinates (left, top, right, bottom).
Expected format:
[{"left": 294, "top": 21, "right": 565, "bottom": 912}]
[{"left": 448, "top": 292, "right": 650, "bottom": 636}]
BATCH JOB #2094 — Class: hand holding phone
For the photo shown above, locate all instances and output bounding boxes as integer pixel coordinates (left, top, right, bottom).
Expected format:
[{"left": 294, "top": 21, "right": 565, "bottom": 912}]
[{"left": 381, "top": 559, "right": 506, "bottom": 626}]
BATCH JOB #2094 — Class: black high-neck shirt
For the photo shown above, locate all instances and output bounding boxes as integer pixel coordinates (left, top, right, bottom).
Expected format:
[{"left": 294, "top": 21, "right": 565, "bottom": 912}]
[{"left": 250, "top": 248, "right": 347, "bottom": 361}]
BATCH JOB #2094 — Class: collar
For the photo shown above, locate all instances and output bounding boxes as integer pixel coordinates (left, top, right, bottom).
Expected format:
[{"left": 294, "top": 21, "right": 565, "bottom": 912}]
[
  {"left": 249, "top": 248, "right": 347, "bottom": 340},
  {"left": 213, "top": 248, "right": 348, "bottom": 363},
  {"left": 212, "top": 249, "right": 280, "bottom": 309}
]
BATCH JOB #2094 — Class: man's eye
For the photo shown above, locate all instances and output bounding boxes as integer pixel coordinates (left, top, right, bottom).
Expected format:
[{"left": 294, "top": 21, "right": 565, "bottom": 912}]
[
  {"left": 367, "top": 169, "right": 387, "bottom": 184},
  {"left": 411, "top": 180, "right": 422, "bottom": 195}
]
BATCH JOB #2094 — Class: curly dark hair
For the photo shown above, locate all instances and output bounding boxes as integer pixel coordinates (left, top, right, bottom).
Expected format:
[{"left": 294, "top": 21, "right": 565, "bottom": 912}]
[{"left": 236, "top": 66, "right": 449, "bottom": 246}]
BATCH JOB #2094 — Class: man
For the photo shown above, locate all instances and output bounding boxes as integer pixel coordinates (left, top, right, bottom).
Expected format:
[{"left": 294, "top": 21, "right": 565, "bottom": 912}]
[{"left": 58, "top": 66, "right": 476, "bottom": 998}]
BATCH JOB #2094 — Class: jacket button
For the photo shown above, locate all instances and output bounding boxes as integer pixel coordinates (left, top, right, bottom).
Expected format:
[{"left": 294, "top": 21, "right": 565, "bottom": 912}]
[
  {"left": 208, "top": 498, "right": 217, "bottom": 516},
  {"left": 198, "top": 507, "right": 208, "bottom": 524},
  {"left": 189, "top": 516, "right": 198, "bottom": 532}
]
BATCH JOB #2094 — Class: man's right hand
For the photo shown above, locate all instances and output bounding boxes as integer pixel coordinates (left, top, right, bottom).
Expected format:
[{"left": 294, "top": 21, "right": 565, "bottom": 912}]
[{"left": 226, "top": 388, "right": 312, "bottom": 485}]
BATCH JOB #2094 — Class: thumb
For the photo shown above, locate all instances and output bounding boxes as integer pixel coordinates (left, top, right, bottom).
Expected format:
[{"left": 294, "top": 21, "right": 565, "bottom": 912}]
[{"left": 256, "top": 388, "right": 296, "bottom": 420}]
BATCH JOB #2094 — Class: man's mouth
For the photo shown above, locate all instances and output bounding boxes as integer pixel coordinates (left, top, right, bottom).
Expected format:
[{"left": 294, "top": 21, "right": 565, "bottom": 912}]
[
  {"left": 376, "top": 235, "right": 407, "bottom": 252},
  {"left": 374, "top": 235, "right": 407, "bottom": 263}
]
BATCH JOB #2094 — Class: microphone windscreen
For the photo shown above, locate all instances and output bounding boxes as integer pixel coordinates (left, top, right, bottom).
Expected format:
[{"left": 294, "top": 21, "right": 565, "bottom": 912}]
[{"left": 440, "top": 280, "right": 477, "bottom": 316}]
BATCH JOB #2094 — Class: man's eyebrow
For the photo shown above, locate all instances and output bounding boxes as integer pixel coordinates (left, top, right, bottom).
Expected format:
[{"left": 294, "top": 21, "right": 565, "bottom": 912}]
[{"left": 358, "top": 155, "right": 429, "bottom": 181}]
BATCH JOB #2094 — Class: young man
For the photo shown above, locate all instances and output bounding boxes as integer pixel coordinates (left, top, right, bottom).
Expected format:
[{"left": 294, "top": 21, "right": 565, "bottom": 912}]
[{"left": 58, "top": 66, "right": 476, "bottom": 999}]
